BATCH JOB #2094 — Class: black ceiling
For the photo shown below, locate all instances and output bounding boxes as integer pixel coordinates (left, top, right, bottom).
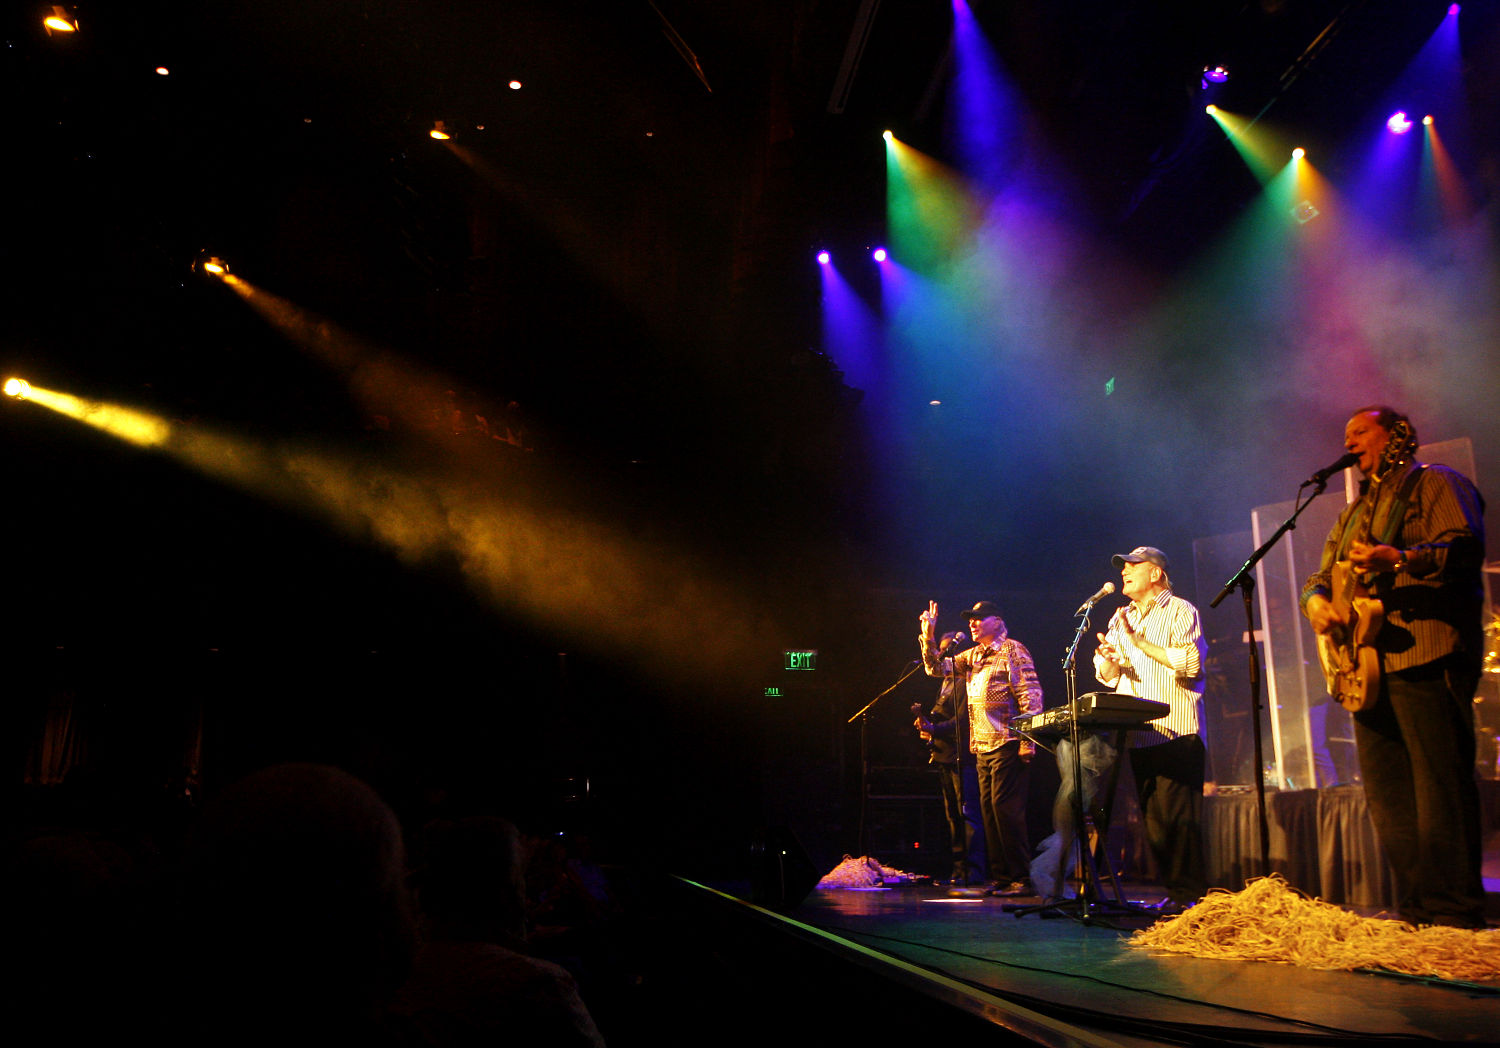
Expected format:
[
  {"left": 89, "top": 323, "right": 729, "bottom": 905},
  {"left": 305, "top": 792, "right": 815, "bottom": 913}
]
[{"left": 3, "top": 0, "right": 1495, "bottom": 650}]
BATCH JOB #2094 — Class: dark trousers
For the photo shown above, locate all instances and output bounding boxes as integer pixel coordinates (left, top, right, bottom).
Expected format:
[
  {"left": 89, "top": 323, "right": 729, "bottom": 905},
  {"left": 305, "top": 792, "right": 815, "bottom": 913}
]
[
  {"left": 975, "top": 741, "right": 1030, "bottom": 883},
  {"left": 935, "top": 758, "right": 985, "bottom": 881},
  {"left": 1354, "top": 658, "right": 1484, "bottom": 927},
  {"left": 1129, "top": 734, "right": 1206, "bottom": 904}
]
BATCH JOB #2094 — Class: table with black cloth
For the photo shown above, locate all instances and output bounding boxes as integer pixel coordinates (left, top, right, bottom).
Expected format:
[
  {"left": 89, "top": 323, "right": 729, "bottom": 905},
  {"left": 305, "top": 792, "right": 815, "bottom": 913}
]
[{"left": 1204, "top": 785, "right": 1401, "bottom": 909}]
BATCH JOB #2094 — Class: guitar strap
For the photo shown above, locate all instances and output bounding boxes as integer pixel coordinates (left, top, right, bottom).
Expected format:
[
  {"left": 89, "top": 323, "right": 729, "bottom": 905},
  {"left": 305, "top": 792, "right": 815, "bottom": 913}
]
[
  {"left": 1374, "top": 463, "right": 1426, "bottom": 547},
  {"left": 1336, "top": 463, "right": 1425, "bottom": 558}
]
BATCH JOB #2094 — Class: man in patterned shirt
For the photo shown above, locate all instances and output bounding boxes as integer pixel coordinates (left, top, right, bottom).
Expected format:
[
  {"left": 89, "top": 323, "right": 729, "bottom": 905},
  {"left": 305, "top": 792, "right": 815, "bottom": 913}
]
[
  {"left": 1093, "top": 547, "right": 1209, "bottom": 909},
  {"left": 1301, "top": 405, "right": 1487, "bottom": 928},
  {"left": 920, "top": 600, "right": 1044, "bottom": 895}
]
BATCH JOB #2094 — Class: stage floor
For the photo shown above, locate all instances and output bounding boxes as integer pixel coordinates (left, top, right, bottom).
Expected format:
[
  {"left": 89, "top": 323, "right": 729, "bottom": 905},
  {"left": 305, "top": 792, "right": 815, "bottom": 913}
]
[{"left": 750, "top": 880, "right": 1500, "bottom": 1047}]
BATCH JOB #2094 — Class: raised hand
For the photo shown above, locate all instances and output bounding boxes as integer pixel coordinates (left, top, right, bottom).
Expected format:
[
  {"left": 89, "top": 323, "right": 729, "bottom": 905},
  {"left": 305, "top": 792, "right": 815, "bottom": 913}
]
[{"left": 919, "top": 600, "right": 939, "bottom": 641}]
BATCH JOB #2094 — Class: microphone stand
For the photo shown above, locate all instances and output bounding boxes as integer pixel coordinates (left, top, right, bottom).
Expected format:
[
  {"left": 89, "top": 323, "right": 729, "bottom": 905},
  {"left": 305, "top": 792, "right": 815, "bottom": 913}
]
[
  {"left": 848, "top": 656, "right": 929, "bottom": 859},
  {"left": 1011, "top": 600, "right": 1144, "bottom": 925},
  {"left": 1210, "top": 477, "right": 1336, "bottom": 876}
]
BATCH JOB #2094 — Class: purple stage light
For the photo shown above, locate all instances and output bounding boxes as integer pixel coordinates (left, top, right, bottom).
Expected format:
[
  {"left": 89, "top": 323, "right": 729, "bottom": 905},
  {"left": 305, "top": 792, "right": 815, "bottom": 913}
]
[
  {"left": 872, "top": 247, "right": 888, "bottom": 263},
  {"left": 1387, "top": 111, "right": 1413, "bottom": 134},
  {"left": 1448, "top": 4, "right": 1459, "bottom": 15},
  {"left": 816, "top": 250, "right": 830, "bottom": 265},
  {"left": 1201, "top": 65, "right": 1229, "bottom": 86}
]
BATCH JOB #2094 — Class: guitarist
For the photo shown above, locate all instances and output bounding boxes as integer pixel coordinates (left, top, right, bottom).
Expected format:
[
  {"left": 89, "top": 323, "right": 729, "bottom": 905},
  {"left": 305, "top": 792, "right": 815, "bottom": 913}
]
[
  {"left": 912, "top": 631, "right": 987, "bottom": 885},
  {"left": 1301, "top": 405, "right": 1488, "bottom": 929}
]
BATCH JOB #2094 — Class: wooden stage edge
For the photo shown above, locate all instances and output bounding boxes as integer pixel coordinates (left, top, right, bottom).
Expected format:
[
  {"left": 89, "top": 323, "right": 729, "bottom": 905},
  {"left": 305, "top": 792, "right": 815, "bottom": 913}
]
[{"left": 672, "top": 876, "right": 1500, "bottom": 1048}]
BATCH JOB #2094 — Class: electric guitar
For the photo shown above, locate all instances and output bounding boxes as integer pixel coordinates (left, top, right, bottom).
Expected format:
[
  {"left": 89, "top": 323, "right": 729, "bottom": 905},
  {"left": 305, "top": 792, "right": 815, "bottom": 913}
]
[{"left": 1316, "top": 421, "right": 1416, "bottom": 712}]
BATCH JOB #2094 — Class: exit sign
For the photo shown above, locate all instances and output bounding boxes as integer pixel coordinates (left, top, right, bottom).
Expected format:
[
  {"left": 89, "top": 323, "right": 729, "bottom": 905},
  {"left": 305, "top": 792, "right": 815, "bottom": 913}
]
[{"left": 785, "top": 650, "right": 818, "bottom": 671}]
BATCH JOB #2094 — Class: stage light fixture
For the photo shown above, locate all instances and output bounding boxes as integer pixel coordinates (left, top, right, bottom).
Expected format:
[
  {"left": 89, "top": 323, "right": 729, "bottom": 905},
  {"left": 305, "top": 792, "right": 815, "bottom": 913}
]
[
  {"left": 508, "top": 80, "right": 522, "bottom": 90},
  {"left": 44, "top": 6, "right": 78, "bottom": 33},
  {"left": 4, "top": 378, "right": 32, "bottom": 399},
  {"left": 1423, "top": 115, "right": 1434, "bottom": 126},
  {"left": 194, "top": 254, "right": 230, "bottom": 277},
  {"left": 816, "top": 251, "right": 831, "bottom": 265},
  {"left": 429, "top": 120, "right": 451, "bottom": 141},
  {"left": 1387, "top": 111, "right": 1413, "bottom": 135},
  {"left": 882, "top": 130, "right": 893, "bottom": 142},
  {"left": 1292, "top": 147, "right": 1306, "bottom": 159},
  {"left": 1205, "top": 104, "right": 1218, "bottom": 115},
  {"left": 1201, "top": 65, "right": 1229, "bottom": 88},
  {"left": 871, "top": 247, "right": 887, "bottom": 262},
  {"left": 155, "top": 67, "right": 170, "bottom": 76},
  {"left": 1448, "top": 4, "right": 1460, "bottom": 14}
]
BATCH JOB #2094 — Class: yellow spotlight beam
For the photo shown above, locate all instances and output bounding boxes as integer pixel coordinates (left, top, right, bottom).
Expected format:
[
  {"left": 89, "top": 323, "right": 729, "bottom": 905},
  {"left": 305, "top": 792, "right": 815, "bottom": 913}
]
[
  {"left": 5, "top": 380, "right": 170, "bottom": 447},
  {"left": 1206, "top": 107, "right": 1295, "bottom": 186},
  {"left": 5, "top": 375, "right": 783, "bottom": 689},
  {"left": 1423, "top": 123, "right": 1472, "bottom": 226},
  {"left": 217, "top": 273, "right": 478, "bottom": 441}
]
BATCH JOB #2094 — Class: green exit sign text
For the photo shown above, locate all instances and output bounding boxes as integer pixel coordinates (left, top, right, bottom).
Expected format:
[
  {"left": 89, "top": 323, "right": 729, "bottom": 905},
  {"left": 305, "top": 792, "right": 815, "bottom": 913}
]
[{"left": 785, "top": 650, "right": 818, "bottom": 671}]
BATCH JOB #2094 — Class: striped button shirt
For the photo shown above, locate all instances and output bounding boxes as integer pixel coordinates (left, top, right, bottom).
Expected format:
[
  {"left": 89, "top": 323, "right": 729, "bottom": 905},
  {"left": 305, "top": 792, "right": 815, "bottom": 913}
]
[
  {"left": 1300, "top": 461, "right": 1487, "bottom": 674},
  {"left": 923, "top": 631, "right": 1044, "bottom": 756},
  {"left": 1092, "top": 589, "right": 1207, "bottom": 745}
]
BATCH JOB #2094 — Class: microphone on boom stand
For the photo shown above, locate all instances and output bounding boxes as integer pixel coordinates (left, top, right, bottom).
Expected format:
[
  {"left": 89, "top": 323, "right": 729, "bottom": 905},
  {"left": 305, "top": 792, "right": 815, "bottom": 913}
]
[{"left": 1074, "top": 582, "right": 1115, "bottom": 616}]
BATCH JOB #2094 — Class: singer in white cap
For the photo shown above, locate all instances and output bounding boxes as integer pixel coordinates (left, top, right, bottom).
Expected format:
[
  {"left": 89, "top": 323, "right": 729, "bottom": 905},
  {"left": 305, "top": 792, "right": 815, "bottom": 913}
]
[{"left": 1093, "top": 546, "right": 1209, "bottom": 911}]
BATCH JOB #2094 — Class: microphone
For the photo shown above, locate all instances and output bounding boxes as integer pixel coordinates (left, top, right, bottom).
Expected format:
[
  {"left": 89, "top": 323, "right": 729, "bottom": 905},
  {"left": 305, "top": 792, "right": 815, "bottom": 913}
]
[
  {"left": 914, "top": 630, "right": 966, "bottom": 667},
  {"left": 1074, "top": 582, "right": 1115, "bottom": 615},
  {"left": 1304, "top": 451, "right": 1358, "bottom": 486}
]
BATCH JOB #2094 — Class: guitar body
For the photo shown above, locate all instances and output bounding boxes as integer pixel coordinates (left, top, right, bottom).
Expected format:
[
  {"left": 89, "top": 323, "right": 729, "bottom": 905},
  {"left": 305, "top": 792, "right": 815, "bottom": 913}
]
[{"left": 1316, "top": 558, "right": 1384, "bottom": 712}]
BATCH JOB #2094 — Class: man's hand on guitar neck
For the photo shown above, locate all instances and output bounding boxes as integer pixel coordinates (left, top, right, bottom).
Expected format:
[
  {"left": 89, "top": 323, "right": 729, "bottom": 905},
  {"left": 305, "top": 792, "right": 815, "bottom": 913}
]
[
  {"left": 1346, "top": 540, "right": 1403, "bottom": 574},
  {"left": 911, "top": 703, "right": 933, "bottom": 736}
]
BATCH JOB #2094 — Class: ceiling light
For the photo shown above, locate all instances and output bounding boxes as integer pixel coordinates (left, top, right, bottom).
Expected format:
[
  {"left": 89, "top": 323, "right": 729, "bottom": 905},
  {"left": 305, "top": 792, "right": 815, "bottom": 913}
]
[
  {"left": 44, "top": 5, "right": 78, "bottom": 33},
  {"left": 194, "top": 254, "right": 230, "bottom": 277}
]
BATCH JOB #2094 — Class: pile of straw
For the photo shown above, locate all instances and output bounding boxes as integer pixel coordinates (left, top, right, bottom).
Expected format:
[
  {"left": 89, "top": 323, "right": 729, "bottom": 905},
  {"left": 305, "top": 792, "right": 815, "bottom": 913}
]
[
  {"left": 815, "top": 854, "right": 921, "bottom": 889},
  {"left": 1128, "top": 875, "right": 1500, "bottom": 983}
]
